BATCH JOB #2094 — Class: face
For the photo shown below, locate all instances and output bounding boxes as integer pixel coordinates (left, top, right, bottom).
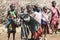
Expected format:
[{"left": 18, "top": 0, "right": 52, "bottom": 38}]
[
  {"left": 21, "top": 7, "right": 25, "bottom": 12},
  {"left": 37, "top": 7, "right": 41, "bottom": 12},
  {"left": 43, "top": 6, "right": 47, "bottom": 13},
  {"left": 10, "top": 4, "right": 15, "bottom": 11},
  {"left": 52, "top": 1, "right": 56, "bottom": 7},
  {"left": 27, "top": 5, "right": 32, "bottom": 12},
  {"left": 31, "top": 5, "right": 34, "bottom": 11},
  {"left": 43, "top": 9, "right": 47, "bottom": 13}
]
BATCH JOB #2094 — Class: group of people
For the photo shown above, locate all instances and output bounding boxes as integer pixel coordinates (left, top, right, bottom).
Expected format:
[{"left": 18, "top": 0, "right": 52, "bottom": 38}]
[{"left": 5, "top": 1, "right": 60, "bottom": 40}]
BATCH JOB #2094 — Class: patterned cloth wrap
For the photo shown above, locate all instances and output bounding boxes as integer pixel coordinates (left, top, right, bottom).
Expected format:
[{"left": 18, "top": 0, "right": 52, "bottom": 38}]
[{"left": 51, "top": 7, "right": 59, "bottom": 25}]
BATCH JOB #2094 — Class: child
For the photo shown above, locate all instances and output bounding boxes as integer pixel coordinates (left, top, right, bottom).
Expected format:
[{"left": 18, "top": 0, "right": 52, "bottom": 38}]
[
  {"left": 41, "top": 6, "right": 49, "bottom": 40},
  {"left": 51, "top": 1, "right": 60, "bottom": 34},
  {"left": 6, "top": 4, "right": 17, "bottom": 40},
  {"left": 33, "top": 6, "right": 42, "bottom": 40}
]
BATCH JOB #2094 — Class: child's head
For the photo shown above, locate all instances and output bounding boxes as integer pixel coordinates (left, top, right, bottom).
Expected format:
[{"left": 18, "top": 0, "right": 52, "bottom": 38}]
[
  {"left": 31, "top": 5, "right": 35, "bottom": 11},
  {"left": 26, "top": 5, "right": 32, "bottom": 12},
  {"left": 37, "top": 7, "right": 41, "bottom": 12},
  {"left": 52, "top": 1, "right": 56, "bottom": 7},
  {"left": 21, "top": 7, "right": 25, "bottom": 13},
  {"left": 33, "top": 4, "right": 41, "bottom": 12},
  {"left": 43, "top": 6, "right": 47, "bottom": 13},
  {"left": 10, "top": 4, "right": 15, "bottom": 11}
]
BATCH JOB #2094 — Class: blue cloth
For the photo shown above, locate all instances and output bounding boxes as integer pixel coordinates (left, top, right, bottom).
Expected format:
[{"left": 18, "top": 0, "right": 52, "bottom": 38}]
[
  {"left": 35, "top": 24, "right": 38, "bottom": 31},
  {"left": 5, "top": 18, "right": 16, "bottom": 28},
  {"left": 5, "top": 18, "right": 12, "bottom": 28},
  {"left": 41, "top": 19, "right": 47, "bottom": 25}
]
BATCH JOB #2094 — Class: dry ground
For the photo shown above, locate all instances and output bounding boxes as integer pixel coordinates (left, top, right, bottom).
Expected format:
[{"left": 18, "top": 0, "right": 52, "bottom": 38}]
[{"left": 0, "top": 24, "right": 60, "bottom": 40}]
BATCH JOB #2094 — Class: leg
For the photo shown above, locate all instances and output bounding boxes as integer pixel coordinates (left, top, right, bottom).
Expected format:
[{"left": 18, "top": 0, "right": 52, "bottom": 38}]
[
  {"left": 42, "top": 25, "right": 47, "bottom": 40},
  {"left": 8, "top": 33, "right": 10, "bottom": 40},
  {"left": 13, "top": 32, "right": 15, "bottom": 40},
  {"left": 44, "top": 25, "right": 47, "bottom": 37},
  {"left": 50, "top": 24, "right": 53, "bottom": 33},
  {"left": 51, "top": 24, "right": 54, "bottom": 34},
  {"left": 21, "top": 27, "right": 24, "bottom": 39},
  {"left": 55, "top": 24, "right": 58, "bottom": 34},
  {"left": 25, "top": 26, "right": 28, "bottom": 40}
]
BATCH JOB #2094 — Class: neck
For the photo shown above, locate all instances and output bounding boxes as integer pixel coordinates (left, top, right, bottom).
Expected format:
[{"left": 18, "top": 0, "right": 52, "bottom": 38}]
[
  {"left": 11, "top": 10, "right": 14, "bottom": 11},
  {"left": 27, "top": 11, "right": 30, "bottom": 13},
  {"left": 27, "top": 11, "right": 32, "bottom": 14},
  {"left": 52, "top": 6, "right": 55, "bottom": 8},
  {"left": 43, "top": 11, "right": 46, "bottom": 13},
  {"left": 21, "top": 11, "right": 24, "bottom": 13}
]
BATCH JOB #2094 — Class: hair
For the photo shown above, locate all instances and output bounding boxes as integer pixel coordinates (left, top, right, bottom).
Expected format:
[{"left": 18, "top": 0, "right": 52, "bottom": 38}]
[
  {"left": 21, "top": 7, "right": 24, "bottom": 10},
  {"left": 52, "top": 1, "right": 56, "bottom": 4},
  {"left": 43, "top": 6, "right": 47, "bottom": 10},
  {"left": 10, "top": 4, "right": 12, "bottom": 8},
  {"left": 10, "top": 4, "right": 15, "bottom": 8},
  {"left": 26, "top": 5, "right": 30, "bottom": 10}
]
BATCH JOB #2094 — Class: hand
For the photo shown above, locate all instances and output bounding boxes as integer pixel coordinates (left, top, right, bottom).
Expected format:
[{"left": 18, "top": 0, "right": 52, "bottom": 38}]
[{"left": 47, "top": 20, "right": 49, "bottom": 23}]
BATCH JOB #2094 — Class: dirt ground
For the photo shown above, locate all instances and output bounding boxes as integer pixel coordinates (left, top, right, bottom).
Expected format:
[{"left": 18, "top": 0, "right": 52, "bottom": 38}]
[{"left": 0, "top": 24, "right": 60, "bottom": 40}]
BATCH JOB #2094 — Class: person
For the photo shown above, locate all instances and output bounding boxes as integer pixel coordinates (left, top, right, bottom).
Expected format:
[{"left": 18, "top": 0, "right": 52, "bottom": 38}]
[
  {"left": 26, "top": 5, "right": 35, "bottom": 40},
  {"left": 33, "top": 6, "right": 43, "bottom": 40},
  {"left": 20, "top": 7, "right": 30, "bottom": 40},
  {"left": 25, "top": 5, "right": 43, "bottom": 40},
  {"left": 24, "top": 5, "right": 39, "bottom": 40},
  {"left": 5, "top": 4, "right": 17, "bottom": 40},
  {"left": 41, "top": 6, "right": 49, "bottom": 40},
  {"left": 50, "top": 1, "right": 60, "bottom": 34},
  {"left": 33, "top": 5, "right": 41, "bottom": 32},
  {"left": 20, "top": 7, "right": 25, "bottom": 38}
]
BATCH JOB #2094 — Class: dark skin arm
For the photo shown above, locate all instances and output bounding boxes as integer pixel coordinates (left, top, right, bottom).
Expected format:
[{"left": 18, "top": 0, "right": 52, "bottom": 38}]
[
  {"left": 57, "top": 8, "right": 60, "bottom": 18},
  {"left": 47, "top": 7, "right": 60, "bottom": 22},
  {"left": 47, "top": 8, "right": 52, "bottom": 13},
  {"left": 47, "top": 8, "right": 54, "bottom": 22},
  {"left": 47, "top": 7, "right": 60, "bottom": 16}
]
